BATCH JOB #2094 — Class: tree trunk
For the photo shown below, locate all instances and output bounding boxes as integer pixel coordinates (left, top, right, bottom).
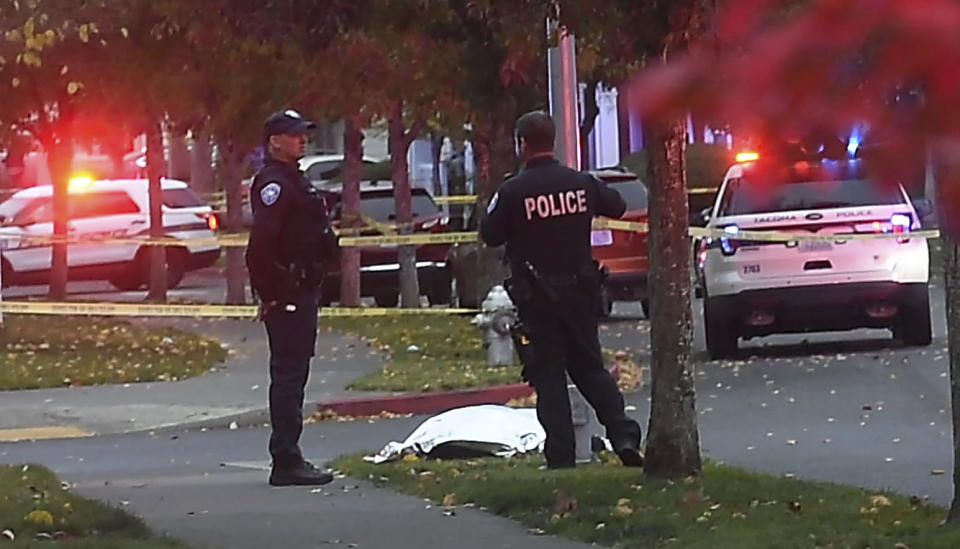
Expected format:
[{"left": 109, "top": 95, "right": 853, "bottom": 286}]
[
  {"left": 455, "top": 116, "right": 514, "bottom": 309},
  {"left": 580, "top": 79, "right": 600, "bottom": 170},
  {"left": 167, "top": 122, "right": 191, "bottom": 181},
  {"left": 146, "top": 120, "right": 168, "bottom": 303},
  {"left": 431, "top": 133, "right": 444, "bottom": 197},
  {"left": 218, "top": 138, "right": 247, "bottom": 305},
  {"left": 389, "top": 101, "right": 420, "bottom": 309},
  {"left": 643, "top": 117, "right": 702, "bottom": 479},
  {"left": 934, "top": 145, "right": 960, "bottom": 522},
  {"left": 191, "top": 122, "right": 214, "bottom": 194},
  {"left": 45, "top": 123, "right": 74, "bottom": 301},
  {"left": 945, "top": 232, "right": 960, "bottom": 523},
  {"left": 340, "top": 116, "right": 363, "bottom": 307}
]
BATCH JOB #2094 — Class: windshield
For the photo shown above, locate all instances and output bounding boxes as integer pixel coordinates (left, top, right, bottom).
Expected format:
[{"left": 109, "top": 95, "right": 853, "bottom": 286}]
[
  {"left": 162, "top": 188, "right": 206, "bottom": 208},
  {"left": 608, "top": 180, "right": 648, "bottom": 211},
  {"left": 0, "top": 197, "right": 31, "bottom": 224},
  {"left": 720, "top": 178, "right": 905, "bottom": 216},
  {"left": 360, "top": 191, "right": 441, "bottom": 222}
]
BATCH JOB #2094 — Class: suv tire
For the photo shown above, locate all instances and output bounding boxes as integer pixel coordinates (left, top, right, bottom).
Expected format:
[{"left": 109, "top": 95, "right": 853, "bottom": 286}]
[
  {"left": 428, "top": 271, "right": 454, "bottom": 306},
  {"left": 1, "top": 258, "right": 12, "bottom": 289},
  {"left": 598, "top": 286, "right": 613, "bottom": 317},
  {"left": 374, "top": 292, "right": 399, "bottom": 308},
  {"left": 704, "top": 297, "right": 738, "bottom": 359},
  {"left": 896, "top": 283, "right": 933, "bottom": 346}
]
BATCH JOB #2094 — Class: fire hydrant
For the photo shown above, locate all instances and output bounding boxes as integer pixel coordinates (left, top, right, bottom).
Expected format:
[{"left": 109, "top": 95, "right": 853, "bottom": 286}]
[{"left": 471, "top": 285, "right": 518, "bottom": 366}]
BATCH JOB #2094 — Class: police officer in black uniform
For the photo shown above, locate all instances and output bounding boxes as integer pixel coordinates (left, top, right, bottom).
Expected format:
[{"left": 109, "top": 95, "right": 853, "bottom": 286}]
[
  {"left": 246, "top": 109, "right": 338, "bottom": 486},
  {"left": 480, "top": 110, "right": 643, "bottom": 469}
]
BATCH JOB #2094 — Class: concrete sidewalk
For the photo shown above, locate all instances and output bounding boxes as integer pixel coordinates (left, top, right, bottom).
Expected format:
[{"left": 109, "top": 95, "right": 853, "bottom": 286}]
[{"left": 0, "top": 318, "right": 389, "bottom": 438}]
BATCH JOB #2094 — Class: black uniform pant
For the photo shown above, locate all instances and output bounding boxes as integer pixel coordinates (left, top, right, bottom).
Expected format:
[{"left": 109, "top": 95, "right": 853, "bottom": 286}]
[
  {"left": 519, "top": 290, "right": 641, "bottom": 467},
  {"left": 263, "top": 289, "right": 319, "bottom": 470}
]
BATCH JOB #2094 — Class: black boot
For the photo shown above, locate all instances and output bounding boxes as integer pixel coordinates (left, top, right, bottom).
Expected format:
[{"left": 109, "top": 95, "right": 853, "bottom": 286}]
[
  {"left": 269, "top": 461, "right": 334, "bottom": 486},
  {"left": 611, "top": 439, "right": 644, "bottom": 468}
]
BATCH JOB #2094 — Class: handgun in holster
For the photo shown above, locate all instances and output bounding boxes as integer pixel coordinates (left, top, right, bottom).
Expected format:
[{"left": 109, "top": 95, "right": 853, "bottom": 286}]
[{"left": 504, "top": 275, "right": 537, "bottom": 383}]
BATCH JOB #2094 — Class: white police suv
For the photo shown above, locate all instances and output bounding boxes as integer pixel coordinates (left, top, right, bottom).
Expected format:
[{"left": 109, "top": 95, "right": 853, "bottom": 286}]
[
  {"left": 699, "top": 154, "right": 933, "bottom": 358},
  {"left": 0, "top": 178, "right": 221, "bottom": 290}
]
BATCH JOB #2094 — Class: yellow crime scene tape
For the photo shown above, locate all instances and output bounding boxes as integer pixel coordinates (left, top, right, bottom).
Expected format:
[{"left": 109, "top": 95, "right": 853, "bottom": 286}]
[
  {"left": 0, "top": 301, "right": 478, "bottom": 318},
  {"left": 433, "top": 195, "right": 479, "bottom": 205}
]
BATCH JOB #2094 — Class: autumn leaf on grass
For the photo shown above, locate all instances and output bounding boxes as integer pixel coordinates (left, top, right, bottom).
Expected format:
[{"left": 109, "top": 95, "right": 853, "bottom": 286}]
[
  {"left": 870, "top": 495, "right": 892, "bottom": 508},
  {"left": 612, "top": 498, "right": 634, "bottom": 518},
  {"left": 442, "top": 493, "right": 457, "bottom": 507},
  {"left": 24, "top": 509, "right": 54, "bottom": 527}
]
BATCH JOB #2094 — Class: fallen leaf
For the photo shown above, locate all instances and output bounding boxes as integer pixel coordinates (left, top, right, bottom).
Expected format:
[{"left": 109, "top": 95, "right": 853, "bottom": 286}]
[
  {"left": 442, "top": 493, "right": 457, "bottom": 507},
  {"left": 870, "top": 495, "right": 892, "bottom": 507},
  {"left": 24, "top": 509, "right": 54, "bottom": 526},
  {"left": 612, "top": 497, "right": 634, "bottom": 518}
]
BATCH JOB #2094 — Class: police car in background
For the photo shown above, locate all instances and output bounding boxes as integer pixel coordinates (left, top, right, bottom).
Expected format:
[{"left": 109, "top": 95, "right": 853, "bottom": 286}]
[
  {"left": 700, "top": 152, "right": 933, "bottom": 359},
  {"left": 0, "top": 178, "right": 221, "bottom": 290}
]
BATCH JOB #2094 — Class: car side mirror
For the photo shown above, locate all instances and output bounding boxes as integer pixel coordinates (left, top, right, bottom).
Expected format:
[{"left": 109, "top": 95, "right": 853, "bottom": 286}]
[
  {"left": 699, "top": 207, "right": 712, "bottom": 224},
  {"left": 912, "top": 198, "right": 933, "bottom": 220}
]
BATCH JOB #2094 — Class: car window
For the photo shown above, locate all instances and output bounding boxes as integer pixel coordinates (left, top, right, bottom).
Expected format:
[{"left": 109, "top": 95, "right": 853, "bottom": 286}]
[
  {"left": 13, "top": 197, "right": 53, "bottom": 225},
  {"left": 162, "top": 188, "right": 206, "bottom": 208},
  {"left": 70, "top": 192, "right": 140, "bottom": 219},
  {"left": 608, "top": 180, "right": 648, "bottom": 211},
  {"left": 305, "top": 160, "right": 342, "bottom": 181},
  {"left": 0, "top": 196, "right": 33, "bottom": 224},
  {"left": 359, "top": 190, "right": 441, "bottom": 222},
  {"left": 720, "top": 178, "right": 905, "bottom": 216}
]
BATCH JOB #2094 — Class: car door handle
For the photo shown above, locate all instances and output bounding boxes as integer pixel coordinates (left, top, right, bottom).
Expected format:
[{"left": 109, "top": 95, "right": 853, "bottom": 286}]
[{"left": 131, "top": 220, "right": 147, "bottom": 225}]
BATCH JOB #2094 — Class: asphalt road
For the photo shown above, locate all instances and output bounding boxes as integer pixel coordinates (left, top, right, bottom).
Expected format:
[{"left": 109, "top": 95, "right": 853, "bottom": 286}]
[
  {"left": 1, "top": 275, "right": 956, "bottom": 547},
  {"left": 602, "top": 282, "right": 953, "bottom": 506}
]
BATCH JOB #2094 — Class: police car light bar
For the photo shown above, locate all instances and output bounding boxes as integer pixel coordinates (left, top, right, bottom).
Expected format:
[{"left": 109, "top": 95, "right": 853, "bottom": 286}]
[{"left": 735, "top": 151, "right": 759, "bottom": 163}]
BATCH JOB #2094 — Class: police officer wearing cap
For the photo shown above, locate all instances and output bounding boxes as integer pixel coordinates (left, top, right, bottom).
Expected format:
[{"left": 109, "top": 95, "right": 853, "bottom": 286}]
[
  {"left": 246, "top": 109, "right": 338, "bottom": 486},
  {"left": 480, "top": 110, "right": 643, "bottom": 469}
]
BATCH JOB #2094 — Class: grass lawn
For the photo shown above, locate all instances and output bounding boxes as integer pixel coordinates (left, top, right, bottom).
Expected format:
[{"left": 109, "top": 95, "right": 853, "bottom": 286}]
[
  {"left": 333, "top": 453, "right": 960, "bottom": 549},
  {"left": 323, "top": 316, "right": 522, "bottom": 392},
  {"left": 0, "top": 464, "right": 185, "bottom": 548},
  {"left": 0, "top": 316, "right": 227, "bottom": 391}
]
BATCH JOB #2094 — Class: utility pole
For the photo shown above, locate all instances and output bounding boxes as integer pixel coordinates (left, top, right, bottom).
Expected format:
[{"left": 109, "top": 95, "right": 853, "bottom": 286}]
[
  {"left": 547, "top": 5, "right": 581, "bottom": 170},
  {"left": 548, "top": 4, "right": 596, "bottom": 463}
]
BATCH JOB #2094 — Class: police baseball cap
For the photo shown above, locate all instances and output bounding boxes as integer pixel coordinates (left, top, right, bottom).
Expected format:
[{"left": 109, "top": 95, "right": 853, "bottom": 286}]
[{"left": 264, "top": 109, "right": 316, "bottom": 138}]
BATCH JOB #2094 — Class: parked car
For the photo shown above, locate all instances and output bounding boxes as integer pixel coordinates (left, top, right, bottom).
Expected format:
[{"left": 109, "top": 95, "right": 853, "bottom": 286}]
[
  {"left": 0, "top": 178, "right": 221, "bottom": 290},
  {"left": 300, "top": 153, "right": 382, "bottom": 182},
  {"left": 317, "top": 181, "right": 454, "bottom": 306},
  {"left": 700, "top": 152, "right": 932, "bottom": 358},
  {"left": 590, "top": 169, "right": 650, "bottom": 317}
]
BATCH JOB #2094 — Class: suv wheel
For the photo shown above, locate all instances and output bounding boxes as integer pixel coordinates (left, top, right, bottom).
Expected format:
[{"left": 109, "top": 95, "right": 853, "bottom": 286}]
[
  {"left": 374, "top": 292, "right": 399, "bottom": 308},
  {"left": 598, "top": 286, "right": 613, "bottom": 317},
  {"left": 896, "top": 284, "right": 933, "bottom": 346},
  {"left": 704, "top": 297, "right": 738, "bottom": 359},
  {"left": 109, "top": 253, "right": 147, "bottom": 291},
  {"left": 1, "top": 259, "right": 12, "bottom": 289},
  {"left": 428, "top": 271, "right": 454, "bottom": 306},
  {"left": 164, "top": 249, "right": 186, "bottom": 289}
]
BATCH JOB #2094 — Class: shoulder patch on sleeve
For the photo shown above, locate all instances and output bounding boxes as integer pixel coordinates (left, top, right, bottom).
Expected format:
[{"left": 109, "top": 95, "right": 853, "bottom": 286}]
[
  {"left": 487, "top": 192, "right": 500, "bottom": 214},
  {"left": 260, "top": 182, "right": 282, "bottom": 206}
]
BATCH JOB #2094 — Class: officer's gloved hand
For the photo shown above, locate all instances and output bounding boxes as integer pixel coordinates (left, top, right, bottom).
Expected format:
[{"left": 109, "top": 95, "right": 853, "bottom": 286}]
[{"left": 256, "top": 301, "right": 278, "bottom": 322}]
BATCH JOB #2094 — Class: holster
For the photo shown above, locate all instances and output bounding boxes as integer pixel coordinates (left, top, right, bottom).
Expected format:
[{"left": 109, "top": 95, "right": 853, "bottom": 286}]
[{"left": 509, "top": 319, "right": 536, "bottom": 384}]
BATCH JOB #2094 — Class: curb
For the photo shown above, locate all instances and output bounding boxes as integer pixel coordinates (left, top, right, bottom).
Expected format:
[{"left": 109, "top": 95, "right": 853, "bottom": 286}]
[{"left": 316, "top": 383, "right": 534, "bottom": 416}]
